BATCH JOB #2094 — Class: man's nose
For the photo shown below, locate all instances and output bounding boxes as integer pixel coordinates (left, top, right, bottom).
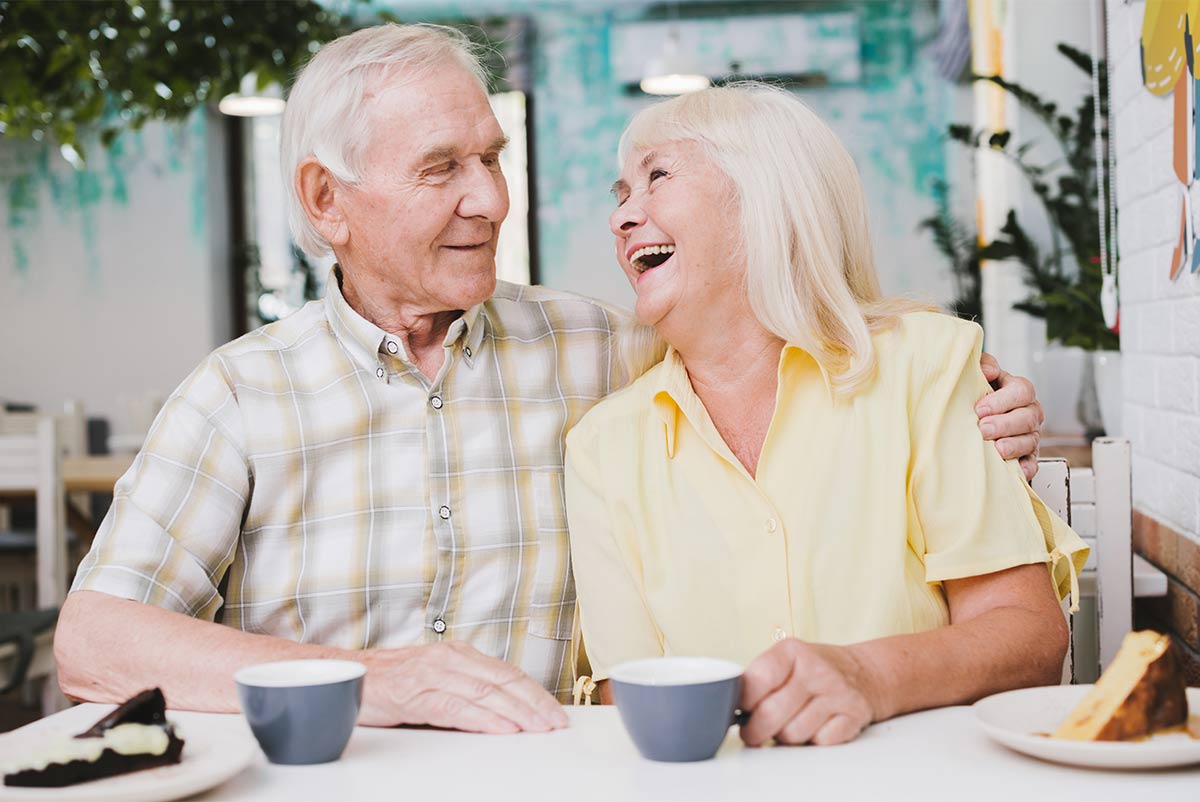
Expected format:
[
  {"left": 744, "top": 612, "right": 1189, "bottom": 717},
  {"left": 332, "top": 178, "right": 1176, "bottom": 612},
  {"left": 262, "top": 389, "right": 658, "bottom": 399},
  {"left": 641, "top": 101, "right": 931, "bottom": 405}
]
[{"left": 458, "top": 160, "right": 509, "bottom": 222}]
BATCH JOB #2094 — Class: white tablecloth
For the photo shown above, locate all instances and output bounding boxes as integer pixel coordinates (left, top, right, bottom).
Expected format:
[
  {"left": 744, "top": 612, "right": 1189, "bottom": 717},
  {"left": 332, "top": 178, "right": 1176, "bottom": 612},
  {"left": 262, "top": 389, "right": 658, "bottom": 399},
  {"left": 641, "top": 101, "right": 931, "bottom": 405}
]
[{"left": 4, "top": 703, "right": 1197, "bottom": 801}]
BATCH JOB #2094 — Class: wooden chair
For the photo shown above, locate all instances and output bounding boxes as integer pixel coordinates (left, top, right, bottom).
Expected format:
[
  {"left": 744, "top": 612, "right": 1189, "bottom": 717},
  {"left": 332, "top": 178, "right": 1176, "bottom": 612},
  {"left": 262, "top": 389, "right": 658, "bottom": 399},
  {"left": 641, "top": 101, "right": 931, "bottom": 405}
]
[
  {"left": 1033, "top": 438, "right": 1142, "bottom": 685},
  {"left": 108, "top": 392, "right": 163, "bottom": 454},
  {"left": 1030, "top": 457, "right": 1076, "bottom": 683},
  {"left": 0, "top": 415, "right": 67, "bottom": 608},
  {"left": 0, "top": 415, "right": 67, "bottom": 713}
]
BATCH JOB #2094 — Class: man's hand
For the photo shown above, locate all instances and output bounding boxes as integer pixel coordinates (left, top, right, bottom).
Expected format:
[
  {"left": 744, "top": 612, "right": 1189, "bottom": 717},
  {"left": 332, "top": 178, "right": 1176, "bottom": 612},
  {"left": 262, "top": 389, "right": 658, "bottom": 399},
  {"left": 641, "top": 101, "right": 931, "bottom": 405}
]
[
  {"left": 357, "top": 641, "right": 569, "bottom": 734},
  {"left": 977, "top": 353, "right": 1044, "bottom": 481},
  {"left": 738, "top": 639, "right": 879, "bottom": 747}
]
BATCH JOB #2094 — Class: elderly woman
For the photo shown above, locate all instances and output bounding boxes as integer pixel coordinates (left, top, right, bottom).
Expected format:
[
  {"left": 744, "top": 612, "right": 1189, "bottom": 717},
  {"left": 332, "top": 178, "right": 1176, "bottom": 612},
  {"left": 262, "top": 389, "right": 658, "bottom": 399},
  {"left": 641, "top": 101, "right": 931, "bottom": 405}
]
[{"left": 564, "top": 83, "right": 1088, "bottom": 747}]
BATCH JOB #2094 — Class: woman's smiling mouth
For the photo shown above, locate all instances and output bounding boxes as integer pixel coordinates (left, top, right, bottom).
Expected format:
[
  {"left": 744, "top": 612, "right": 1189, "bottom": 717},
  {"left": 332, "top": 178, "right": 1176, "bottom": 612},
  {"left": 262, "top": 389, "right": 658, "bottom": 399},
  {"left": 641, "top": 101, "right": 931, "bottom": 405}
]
[{"left": 629, "top": 243, "right": 676, "bottom": 273}]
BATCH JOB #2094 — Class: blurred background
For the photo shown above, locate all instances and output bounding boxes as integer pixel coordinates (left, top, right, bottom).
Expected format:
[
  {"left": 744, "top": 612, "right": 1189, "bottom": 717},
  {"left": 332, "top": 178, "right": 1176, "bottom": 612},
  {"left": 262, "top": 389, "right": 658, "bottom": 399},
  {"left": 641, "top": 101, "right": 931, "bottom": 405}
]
[
  {"left": 16, "top": 0, "right": 1200, "bottom": 729},
  {"left": 0, "top": 0, "right": 1107, "bottom": 440}
]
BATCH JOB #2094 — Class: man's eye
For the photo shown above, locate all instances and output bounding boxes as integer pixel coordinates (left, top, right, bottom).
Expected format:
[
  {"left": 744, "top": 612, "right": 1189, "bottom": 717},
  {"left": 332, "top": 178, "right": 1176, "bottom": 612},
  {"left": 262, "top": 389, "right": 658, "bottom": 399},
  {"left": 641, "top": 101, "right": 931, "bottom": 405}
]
[
  {"left": 430, "top": 161, "right": 457, "bottom": 175},
  {"left": 482, "top": 153, "right": 501, "bottom": 167},
  {"left": 649, "top": 168, "right": 668, "bottom": 183}
]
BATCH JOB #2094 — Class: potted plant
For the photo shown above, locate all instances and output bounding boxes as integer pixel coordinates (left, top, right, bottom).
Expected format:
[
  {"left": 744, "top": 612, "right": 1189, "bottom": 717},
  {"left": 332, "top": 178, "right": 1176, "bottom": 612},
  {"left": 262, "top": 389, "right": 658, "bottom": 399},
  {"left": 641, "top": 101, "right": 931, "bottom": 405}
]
[{"left": 935, "top": 43, "right": 1120, "bottom": 435}]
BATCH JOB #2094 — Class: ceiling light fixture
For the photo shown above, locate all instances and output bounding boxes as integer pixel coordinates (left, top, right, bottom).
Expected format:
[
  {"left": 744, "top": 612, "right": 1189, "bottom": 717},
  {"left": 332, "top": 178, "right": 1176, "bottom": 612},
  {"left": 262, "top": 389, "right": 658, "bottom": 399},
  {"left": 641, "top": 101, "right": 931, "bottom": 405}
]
[
  {"left": 218, "top": 72, "right": 286, "bottom": 117},
  {"left": 639, "top": 15, "right": 710, "bottom": 96}
]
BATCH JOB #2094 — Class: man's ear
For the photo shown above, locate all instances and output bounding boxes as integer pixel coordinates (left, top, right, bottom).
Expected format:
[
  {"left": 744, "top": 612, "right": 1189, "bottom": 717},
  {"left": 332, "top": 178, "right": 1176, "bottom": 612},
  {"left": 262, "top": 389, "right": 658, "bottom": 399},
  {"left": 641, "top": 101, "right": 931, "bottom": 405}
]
[{"left": 295, "top": 158, "right": 350, "bottom": 247}]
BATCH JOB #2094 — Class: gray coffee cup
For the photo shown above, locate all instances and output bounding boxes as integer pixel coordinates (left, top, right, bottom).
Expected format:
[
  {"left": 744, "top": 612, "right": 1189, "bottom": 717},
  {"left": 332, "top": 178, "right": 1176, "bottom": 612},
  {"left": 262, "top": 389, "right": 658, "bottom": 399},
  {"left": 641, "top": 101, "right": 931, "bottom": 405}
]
[
  {"left": 610, "top": 656, "right": 744, "bottom": 762},
  {"left": 234, "top": 659, "right": 366, "bottom": 765}
]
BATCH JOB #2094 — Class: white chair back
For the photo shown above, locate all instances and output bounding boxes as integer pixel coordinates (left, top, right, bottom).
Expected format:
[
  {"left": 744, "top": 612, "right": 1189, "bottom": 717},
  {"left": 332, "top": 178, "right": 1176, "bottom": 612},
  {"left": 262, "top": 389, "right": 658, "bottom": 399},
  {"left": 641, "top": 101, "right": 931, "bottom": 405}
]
[
  {"left": 1034, "top": 439, "right": 1135, "bottom": 684},
  {"left": 1031, "top": 458, "right": 1074, "bottom": 683},
  {"left": 0, "top": 416, "right": 67, "bottom": 607},
  {"left": 1066, "top": 438, "right": 1133, "bottom": 680}
]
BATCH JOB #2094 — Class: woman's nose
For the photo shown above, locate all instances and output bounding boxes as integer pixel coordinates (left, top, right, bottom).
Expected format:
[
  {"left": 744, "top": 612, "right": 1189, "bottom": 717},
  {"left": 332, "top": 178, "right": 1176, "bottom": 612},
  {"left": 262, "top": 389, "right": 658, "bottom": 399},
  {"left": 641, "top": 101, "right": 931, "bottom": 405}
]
[{"left": 609, "top": 197, "right": 646, "bottom": 237}]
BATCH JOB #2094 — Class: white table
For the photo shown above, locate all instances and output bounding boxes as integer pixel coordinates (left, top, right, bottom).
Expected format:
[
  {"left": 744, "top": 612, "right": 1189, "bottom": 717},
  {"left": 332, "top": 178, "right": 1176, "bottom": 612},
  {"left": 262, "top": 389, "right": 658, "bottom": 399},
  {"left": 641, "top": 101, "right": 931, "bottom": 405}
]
[{"left": 5, "top": 704, "right": 1197, "bottom": 801}]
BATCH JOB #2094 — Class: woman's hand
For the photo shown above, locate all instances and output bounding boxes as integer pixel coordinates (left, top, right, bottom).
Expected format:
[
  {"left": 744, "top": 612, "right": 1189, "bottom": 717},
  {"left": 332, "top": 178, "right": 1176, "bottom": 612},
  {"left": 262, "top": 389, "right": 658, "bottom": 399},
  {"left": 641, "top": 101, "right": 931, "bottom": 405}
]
[
  {"left": 978, "top": 352, "right": 1044, "bottom": 481},
  {"left": 738, "top": 639, "right": 881, "bottom": 747}
]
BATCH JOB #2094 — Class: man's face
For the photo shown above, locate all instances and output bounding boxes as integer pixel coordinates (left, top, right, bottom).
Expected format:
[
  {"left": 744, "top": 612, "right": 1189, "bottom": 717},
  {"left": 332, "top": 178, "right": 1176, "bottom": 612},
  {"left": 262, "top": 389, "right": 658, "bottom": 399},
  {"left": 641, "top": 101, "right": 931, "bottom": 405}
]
[{"left": 336, "top": 64, "right": 510, "bottom": 313}]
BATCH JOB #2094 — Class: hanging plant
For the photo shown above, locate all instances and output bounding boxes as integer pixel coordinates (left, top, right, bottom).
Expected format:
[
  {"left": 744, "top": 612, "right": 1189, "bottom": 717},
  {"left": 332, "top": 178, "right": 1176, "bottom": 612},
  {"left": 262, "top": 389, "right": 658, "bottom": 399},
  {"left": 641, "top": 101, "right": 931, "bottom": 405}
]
[{"left": 0, "top": 0, "right": 350, "bottom": 161}]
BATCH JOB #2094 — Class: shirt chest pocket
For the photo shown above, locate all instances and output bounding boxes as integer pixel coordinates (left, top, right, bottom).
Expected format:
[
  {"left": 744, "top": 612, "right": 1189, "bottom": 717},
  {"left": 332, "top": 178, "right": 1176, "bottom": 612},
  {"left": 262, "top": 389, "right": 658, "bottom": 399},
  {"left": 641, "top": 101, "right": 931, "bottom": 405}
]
[{"left": 528, "top": 470, "right": 575, "bottom": 641}]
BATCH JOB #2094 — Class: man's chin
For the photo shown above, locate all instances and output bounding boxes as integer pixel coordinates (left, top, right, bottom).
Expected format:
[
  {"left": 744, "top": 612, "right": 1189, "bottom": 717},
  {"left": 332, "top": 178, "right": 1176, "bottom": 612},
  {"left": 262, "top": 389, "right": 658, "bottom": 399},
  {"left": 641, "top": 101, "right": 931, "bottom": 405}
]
[{"left": 455, "top": 269, "right": 498, "bottom": 308}]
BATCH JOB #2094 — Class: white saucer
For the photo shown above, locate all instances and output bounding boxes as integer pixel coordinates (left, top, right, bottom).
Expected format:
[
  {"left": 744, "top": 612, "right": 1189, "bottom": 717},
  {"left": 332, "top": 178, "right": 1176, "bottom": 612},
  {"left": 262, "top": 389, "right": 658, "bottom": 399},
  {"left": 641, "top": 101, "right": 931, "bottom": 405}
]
[
  {"left": 0, "top": 712, "right": 257, "bottom": 802},
  {"left": 973, "top": 685, "right": 1200, "bottom": 770}
]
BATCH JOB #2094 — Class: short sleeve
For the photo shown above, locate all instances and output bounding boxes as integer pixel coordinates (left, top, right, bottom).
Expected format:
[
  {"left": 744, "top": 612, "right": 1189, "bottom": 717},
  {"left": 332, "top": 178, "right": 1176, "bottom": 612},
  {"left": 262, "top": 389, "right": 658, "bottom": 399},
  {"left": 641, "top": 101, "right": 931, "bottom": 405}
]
[
  {"left": 564, "top": 426, "right": 663, "bottom": 681},
  {"left": 907, "top": 319, "right": 1088, "bottom": 600},
  {"left": 70, "top": 364, "right": 250, "bottom": 620}
]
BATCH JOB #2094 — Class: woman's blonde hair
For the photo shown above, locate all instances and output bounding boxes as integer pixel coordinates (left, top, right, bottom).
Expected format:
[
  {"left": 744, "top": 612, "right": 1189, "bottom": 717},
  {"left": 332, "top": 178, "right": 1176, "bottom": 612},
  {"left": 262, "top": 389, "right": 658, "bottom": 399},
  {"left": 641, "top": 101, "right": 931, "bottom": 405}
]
[{"left": 616, "top": 81, "right": 927, "bottom": 396}]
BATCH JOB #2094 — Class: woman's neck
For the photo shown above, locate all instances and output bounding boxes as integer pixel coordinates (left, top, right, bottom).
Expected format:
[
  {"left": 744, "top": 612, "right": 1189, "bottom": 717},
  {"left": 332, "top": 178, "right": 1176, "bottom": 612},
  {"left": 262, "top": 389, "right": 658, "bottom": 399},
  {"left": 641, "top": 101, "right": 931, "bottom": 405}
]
[{"left": 672, "top": 319, "right": 784, "bottom": 478}]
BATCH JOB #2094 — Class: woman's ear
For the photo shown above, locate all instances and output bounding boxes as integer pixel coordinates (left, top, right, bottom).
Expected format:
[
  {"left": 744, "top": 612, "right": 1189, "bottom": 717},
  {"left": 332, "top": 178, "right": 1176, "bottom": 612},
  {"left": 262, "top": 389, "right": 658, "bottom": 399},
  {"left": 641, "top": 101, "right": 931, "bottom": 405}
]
[{"left": 295, "top": 158, "right": 350, "bottom": 247}]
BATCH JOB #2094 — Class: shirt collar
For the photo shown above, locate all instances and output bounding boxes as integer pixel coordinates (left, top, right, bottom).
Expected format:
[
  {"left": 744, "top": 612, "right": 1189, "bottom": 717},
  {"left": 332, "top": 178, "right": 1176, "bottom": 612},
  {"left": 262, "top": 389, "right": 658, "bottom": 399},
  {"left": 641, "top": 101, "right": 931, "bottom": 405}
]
[
  {"left": 323, "top": 266, "right": 487, "bottom": 372},
  {"left": 651, "top": 342, "right": 835, "bottom": 459}
]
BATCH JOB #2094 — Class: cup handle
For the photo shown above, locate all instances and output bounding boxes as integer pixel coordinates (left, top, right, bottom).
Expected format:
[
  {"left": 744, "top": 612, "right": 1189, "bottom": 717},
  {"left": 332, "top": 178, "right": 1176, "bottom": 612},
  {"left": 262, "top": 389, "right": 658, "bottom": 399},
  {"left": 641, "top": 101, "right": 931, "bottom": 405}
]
[{"left": 732, "top": 709, "right": 750, "bottom": 728}]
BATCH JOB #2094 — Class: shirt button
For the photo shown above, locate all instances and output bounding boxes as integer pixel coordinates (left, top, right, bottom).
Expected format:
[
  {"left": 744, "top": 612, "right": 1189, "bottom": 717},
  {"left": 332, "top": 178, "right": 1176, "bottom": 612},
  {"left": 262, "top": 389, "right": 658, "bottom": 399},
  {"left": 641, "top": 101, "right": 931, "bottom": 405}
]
[
  {"left": 432, "top": 618, "right": 447, "bottom": 634},
  {"left": 386, "top": 340, "right": 399, "bottom": 355},
  {"left": 430, "top": 395, "right": 444, "bottom": 410},
  {"left": 438, "top": 505, "right": 451, "bottom": 520},
  {"left": 375, "top": 367, "right": 385, "bottom": 379},
  {"left": 463, "top": 346, "right": 472, "bottom": 358},
  {"left": 772, "top": 627, "right": 787, "bottom": 642},
  {"left": 765, "top": 517, "right": 778, "bottom": 534}
]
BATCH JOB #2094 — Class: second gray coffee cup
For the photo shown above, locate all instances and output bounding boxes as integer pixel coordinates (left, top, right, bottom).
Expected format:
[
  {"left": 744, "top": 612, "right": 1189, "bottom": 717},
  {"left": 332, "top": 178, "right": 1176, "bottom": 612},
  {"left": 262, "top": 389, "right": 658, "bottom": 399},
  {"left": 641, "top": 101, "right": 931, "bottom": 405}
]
[
  {"left": 610, "top": 656, "right": 744, "bottom": 762},
  {"left": 235, "top": 659, "right": 366, "bottom": 765}
]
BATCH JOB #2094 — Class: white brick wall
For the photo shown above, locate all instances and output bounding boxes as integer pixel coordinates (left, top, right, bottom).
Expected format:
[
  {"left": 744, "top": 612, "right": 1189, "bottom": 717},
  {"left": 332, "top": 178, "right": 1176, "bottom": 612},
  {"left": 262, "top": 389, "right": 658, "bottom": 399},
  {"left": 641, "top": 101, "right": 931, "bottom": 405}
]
[{"left": 1109, "top": 0, "right": 1200, "bottom": 542}]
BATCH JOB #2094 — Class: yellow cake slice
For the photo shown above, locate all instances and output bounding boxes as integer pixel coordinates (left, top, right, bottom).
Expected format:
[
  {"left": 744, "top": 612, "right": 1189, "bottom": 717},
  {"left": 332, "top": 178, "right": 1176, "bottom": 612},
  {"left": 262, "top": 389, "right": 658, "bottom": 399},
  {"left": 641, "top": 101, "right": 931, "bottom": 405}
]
[{"left": 1054, "top": 631, "right": 1188, "bottom": 741}]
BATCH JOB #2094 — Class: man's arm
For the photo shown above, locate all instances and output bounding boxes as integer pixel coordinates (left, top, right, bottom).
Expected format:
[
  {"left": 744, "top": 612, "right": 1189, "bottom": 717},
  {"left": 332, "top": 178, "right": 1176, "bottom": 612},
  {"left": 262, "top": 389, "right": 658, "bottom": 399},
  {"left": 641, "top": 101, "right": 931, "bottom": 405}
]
[
  {"left": 977, "top": 353, "right": 1044, "bottom": 481},
  {"left": 56, "top": 591, "right": 567, "bottom": 733}
]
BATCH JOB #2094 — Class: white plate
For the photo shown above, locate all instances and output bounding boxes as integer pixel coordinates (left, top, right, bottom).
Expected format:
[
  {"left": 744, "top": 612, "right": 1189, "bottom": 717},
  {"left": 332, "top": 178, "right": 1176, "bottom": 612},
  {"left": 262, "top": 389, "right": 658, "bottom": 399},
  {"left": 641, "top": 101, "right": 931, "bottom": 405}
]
[
  {"left": 0, "top": 712, "right": 258, "bottom": 802},
  {"left": 974, "top": 685, "right": 1200, "bottom": 770}
]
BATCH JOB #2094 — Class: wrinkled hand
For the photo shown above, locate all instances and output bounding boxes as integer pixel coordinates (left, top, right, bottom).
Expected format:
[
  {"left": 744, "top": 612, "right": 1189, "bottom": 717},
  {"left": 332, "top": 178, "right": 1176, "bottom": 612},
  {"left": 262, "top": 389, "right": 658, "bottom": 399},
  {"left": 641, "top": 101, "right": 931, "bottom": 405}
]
[
  {"left": 978, "top": 353, "right": 1044, "bottom": 481},
  {"left": 739, "top": 639, "right": 878, "bottom": 747},
  {"left": 356, "top": 641, "right": 568, "bottom": 733}
]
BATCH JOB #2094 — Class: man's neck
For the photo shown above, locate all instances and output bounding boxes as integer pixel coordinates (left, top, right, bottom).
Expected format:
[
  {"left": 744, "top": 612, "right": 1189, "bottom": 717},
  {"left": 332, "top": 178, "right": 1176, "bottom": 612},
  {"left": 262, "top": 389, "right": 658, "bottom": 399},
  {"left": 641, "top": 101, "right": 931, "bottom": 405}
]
[{"left": 339, "top": 268, "right": 461, "bottom": 380}]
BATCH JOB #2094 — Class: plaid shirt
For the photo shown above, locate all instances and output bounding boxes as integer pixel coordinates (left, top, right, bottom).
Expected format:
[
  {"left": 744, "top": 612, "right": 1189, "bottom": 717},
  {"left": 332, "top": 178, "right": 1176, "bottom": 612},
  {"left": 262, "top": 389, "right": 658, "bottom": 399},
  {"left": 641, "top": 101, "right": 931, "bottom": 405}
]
[{"left": 72, "top": 272, "right": 620, "bottom": 700}]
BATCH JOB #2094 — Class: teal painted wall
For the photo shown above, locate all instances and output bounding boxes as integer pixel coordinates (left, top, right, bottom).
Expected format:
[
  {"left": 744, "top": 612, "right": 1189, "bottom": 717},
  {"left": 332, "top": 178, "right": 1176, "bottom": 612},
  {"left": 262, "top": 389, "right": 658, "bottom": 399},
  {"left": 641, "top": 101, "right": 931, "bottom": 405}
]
[
  {"left": 0, "top": 112, "right": 230, "bottom": 423},
  {"left": 376, "top": 0, "right": 965, "bottom": 307}
]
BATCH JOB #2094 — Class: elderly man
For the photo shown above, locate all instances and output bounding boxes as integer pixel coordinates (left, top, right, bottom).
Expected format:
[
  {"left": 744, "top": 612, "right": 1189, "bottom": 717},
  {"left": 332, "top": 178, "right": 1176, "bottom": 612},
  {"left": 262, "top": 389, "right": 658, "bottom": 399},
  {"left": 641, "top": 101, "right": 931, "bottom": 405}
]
[{"left": 55, "top": 23, "right": 1045, "bottom": 735}]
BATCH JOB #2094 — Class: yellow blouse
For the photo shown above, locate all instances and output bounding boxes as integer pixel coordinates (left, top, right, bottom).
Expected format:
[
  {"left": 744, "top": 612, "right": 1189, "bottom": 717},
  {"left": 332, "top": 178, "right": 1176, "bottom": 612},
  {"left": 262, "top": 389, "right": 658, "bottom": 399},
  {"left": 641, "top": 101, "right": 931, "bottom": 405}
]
[{"left": 564, "top": 312, "right": 1088, "bottom": 680}]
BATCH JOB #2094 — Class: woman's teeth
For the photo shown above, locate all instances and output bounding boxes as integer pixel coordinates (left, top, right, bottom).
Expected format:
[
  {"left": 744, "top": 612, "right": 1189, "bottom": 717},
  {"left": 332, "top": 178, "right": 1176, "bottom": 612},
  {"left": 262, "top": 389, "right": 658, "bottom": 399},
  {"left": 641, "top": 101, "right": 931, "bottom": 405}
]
[{"left": 631, "top": 244, "right": 676, "bottom": 272}]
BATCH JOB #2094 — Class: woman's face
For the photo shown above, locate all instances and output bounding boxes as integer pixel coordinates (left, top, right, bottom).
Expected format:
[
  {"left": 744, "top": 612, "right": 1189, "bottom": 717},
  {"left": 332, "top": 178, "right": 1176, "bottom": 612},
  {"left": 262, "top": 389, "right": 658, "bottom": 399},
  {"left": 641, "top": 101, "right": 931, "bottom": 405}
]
[{"left": 609, "top": 139, "right": 743, "bottom": 335}]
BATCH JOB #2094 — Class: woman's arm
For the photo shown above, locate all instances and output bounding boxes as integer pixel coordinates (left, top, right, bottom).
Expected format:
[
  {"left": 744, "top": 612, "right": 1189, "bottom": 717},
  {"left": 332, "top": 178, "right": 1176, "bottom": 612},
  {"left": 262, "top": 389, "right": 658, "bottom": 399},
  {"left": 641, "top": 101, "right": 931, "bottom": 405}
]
[{"left": 738, "top": 561, "right": 1066, "bottom": 746}]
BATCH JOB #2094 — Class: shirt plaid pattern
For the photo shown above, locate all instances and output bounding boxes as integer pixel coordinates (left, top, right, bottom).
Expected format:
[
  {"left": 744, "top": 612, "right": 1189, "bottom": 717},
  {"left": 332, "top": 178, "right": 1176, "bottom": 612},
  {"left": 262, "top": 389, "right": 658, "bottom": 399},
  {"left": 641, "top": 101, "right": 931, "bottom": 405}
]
[{"left": 72, "top": 271, "right": 620, "bottom": 700}]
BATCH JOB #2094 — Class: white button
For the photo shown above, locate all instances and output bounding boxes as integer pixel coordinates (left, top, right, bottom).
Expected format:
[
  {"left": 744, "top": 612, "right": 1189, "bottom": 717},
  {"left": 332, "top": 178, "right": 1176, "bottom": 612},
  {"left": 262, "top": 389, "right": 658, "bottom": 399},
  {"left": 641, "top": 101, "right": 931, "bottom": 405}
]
[
  {"left": 386, "top": 340, "right": 399, "bottom": 355},
  {"left": 430, "top": 396, "right": 443, "bottom": 410},
  {"left": 375, "top": 367, "right": 385, "bottom": 379},
  {"left": 772, "top": 627, "right": 787, "bottom": 642},
  {"left": 438, "top": 505, "right": 451, "bottom": 520},
  {"left": 432, "top": 618, "right": 447, "bottom": 634},
  {"left": 463, "top": 346, "right": 472, "bottom": 358},
  {"left": 765, "top": 518, "right": 778, "bottom": 534}
]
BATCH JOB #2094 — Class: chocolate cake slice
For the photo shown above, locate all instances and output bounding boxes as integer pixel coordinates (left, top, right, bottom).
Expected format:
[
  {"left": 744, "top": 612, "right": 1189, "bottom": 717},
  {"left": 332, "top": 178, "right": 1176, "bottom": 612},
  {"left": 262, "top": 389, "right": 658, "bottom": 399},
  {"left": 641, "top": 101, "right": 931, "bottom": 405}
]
[{"left": 4, "top": 688, "right": 185, "bottom": 788}]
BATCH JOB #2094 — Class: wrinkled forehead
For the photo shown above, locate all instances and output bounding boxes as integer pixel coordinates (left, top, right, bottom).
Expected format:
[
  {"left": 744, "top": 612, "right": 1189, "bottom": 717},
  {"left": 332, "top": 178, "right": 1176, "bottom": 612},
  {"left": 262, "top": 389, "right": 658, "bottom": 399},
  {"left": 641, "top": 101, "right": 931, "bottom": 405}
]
[
  {"left": 359, "top": 65, "right": 501, "bottom": 154},
  {"left": 363, "top": 62, "right": 491, "bottom": 122}
]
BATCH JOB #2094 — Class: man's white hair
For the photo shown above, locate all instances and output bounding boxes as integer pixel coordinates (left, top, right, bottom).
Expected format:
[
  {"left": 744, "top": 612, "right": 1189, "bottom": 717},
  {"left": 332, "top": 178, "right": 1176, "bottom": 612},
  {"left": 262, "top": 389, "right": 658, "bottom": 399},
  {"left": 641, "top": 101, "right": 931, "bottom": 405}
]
[
  {"left": 616, "top": 81, "right": 927, "bottom": 394},
  {"left": 281, "top": 23, "right": 490, "bottom": 257}
]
